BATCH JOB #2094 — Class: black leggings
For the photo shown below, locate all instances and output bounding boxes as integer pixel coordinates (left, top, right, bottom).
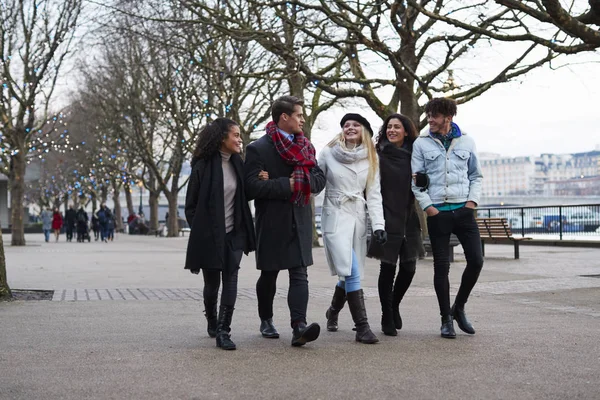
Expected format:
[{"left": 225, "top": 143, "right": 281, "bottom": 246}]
[{"left": 203, "top": 268, "right": 239, "bottom": 307}]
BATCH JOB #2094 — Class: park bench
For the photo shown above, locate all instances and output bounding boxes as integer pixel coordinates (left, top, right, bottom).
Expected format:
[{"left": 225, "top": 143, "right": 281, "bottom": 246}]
[{"left": 477, "top": 217, "right": 532, "bottom": 259}]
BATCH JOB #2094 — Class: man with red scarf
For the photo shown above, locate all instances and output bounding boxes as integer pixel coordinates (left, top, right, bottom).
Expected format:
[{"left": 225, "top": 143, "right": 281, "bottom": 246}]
[{"left": 245, "top": 95, "right": 326, "bottom": 347}]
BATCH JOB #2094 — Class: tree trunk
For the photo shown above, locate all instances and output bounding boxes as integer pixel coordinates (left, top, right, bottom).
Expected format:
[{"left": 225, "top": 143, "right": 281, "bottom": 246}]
[
  {"left": 123, "top": 182, "right": 135, "bottom": 216},
  {"left": 112, "top": 181, "right": 123, "bottom": 232},
  {"left": 165, "top": 192, "right": 179, "bottom": 238},
  {"left": 100, "top": 186, "right": 108, "bottom": 204},
  {"left": 9, "top": 151, "right": 27, "bottom": 246},
  {"left": 0, "top": 223, "right": 11, "bottom": 300},
  {"left": 148, "top": 190, "right": 160, "bottom": 232},
  {"left": 90, "top": 192, "right": 97, "bottom": 213}
]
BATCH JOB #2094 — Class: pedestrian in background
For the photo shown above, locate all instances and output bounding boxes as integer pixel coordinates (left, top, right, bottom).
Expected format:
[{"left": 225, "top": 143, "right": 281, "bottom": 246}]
[
  {"left": 76, "top": 206, "right": 88, "bottom": 242},
  {"left": 91, "top": 212, "right": 100, "bottom": 241},
  {"left": 320, "top": 113, "right": 387, "bottom": 344},
  {"left": 185, "top": 117, "right": 256, "bottom": 350},
  {"left": 367, "top": 113, "right": 421, "bottom": 336},
  {"left": 51, "top": 208, "right": 63, "bottom": 242},
  {"left": 411, "top": 97, "right": 483, "bottom": 339},
  {"left": 97, "top": 204, "right": 110, "bottom": 242},
  {"left": 40, "top": 207, "right": 52, "bottom": 242},
  {"left": 65, "top": 205, "right": 77, "bottom": 242}
]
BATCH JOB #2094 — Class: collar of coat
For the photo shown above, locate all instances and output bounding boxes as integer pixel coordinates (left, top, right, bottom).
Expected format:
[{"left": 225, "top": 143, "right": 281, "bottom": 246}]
[{"left": 419, "top": 123, "right": 468, "bottom": 137}]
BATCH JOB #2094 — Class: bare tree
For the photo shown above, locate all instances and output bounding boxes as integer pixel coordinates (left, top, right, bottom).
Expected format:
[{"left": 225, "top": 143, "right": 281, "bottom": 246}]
[
  {"left": 0, "top": 220, "right": 9, "bottom": 299},
  {"left": 491, "top": 0, "right": 599, "bottom": 49},
  {"left": 0, "top": 0, "right": 82, "bottom": 246}
]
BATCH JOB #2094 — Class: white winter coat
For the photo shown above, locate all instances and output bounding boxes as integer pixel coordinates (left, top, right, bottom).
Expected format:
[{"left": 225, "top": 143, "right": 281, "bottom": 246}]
[{"left": 318, "top": 145, "right": 385, "bottom": 279}]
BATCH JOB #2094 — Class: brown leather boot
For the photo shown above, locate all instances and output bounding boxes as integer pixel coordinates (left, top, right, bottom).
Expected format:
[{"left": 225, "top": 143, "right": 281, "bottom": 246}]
[{"left": 347, "top": 289, "right": 379, "bottom": 344}]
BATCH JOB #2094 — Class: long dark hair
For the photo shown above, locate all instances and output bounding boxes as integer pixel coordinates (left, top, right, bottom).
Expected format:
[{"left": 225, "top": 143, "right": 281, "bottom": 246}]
[
  {"left": 192, "top": 118, "right": 239, "bottom": 162},
  {"left": 376, "top": 113, "right": 418, "bottom": 151}
]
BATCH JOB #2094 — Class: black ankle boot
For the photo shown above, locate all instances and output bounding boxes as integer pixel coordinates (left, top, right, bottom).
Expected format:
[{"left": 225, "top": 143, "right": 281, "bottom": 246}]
[
  {"left": 291, "top": 322, "right": 321, "bottom": 347},
  {"left": 326, "top": 285, "right": 346, "bottom": 332},
  {"left": 452, "top": 304, "right": 475, "bottom": 334},
  {"left": 440, "top": 315, "right": 456, "bottom": 339},
  {"left": 347, "top": 289, "right": 379, "bottom": 344},
  {"left": 204, "top": 300, "right": 218, "bottom": 338},
  {"left": 216, "top": 305, "right": 236, "bottom": 350},
  {"left": 259, "top": 318, "right": 280, "bottom": 338}
]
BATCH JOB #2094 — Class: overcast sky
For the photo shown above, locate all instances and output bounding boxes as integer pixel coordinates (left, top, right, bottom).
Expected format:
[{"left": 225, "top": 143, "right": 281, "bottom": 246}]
[{"left": 311, "top": 56, "right": 600, "bottom": 158}]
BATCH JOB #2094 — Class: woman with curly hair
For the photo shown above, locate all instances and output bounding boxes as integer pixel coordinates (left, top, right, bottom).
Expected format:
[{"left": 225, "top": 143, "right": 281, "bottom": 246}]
[
  {"left": 184, "top": 118, "right": 256, "bottom": 350},
  {"left": 367, "top": 113, "right": 421, "bottom": 336}
]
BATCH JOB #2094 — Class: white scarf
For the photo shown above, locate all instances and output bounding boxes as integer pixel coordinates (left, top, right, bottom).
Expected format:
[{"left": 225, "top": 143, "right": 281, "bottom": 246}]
[{"left": 330, "top": 141, "right": 368, "bottom": 164}]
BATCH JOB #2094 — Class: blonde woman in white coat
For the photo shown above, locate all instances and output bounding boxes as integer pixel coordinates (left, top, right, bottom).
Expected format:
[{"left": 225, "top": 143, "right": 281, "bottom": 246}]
[{"left": 319, "top": 113, "right": 388, "bottom": 344}]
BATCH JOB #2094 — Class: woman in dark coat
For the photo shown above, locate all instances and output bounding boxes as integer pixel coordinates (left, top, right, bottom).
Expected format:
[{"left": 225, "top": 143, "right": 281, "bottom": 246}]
[
  {"left": 367, "top": 114, "right": 422, "bottom": 336},
  {"left": 184, "top": 118, "right": 256, "bottom": 350}
]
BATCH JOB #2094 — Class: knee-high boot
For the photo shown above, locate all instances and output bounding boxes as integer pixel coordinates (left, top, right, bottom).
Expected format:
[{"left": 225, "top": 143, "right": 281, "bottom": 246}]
[
  {"left": 378, "top": 265, "right": 397, "bottom": 336},
  {"left": 325, "top": 285, "right": 347, "bottom": 332},
  {"left": 216, "top": 305, "right": 236, "bottom": 350},
  {"left": 347, "top": 289, "right": 379, "bottom": 344}
]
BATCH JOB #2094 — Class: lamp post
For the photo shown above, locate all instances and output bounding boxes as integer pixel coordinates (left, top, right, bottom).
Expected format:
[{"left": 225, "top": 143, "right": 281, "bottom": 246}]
[{"left": 137, "top": 181, "right": 144, "bottom": 216}]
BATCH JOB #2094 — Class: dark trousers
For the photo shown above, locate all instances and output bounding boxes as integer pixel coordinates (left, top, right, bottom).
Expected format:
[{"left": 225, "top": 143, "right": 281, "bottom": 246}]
[
  {"left": 202, "top": 244, "right": 243, "bottom": 308},
  {"left": 256, "top": 266, "right": 309, "bottom": 327},
  {"left": 427, "top": 207, "right": 484, "bottom": 317},
  {"left": 202, "top": 268, "right": 239, "bottom": 307},
  {"left": 66, "top": 226, "right": 74, "bottom": 241}
]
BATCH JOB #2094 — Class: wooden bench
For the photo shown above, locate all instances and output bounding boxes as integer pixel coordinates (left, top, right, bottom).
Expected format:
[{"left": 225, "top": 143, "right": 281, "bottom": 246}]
[{"left": 477, "top": 218, "right": 531, "bottom": 259}]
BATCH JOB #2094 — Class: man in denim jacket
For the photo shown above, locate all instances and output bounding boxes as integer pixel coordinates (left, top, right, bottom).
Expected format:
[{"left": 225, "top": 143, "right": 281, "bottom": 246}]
[{"left": 411, "top": 97, "right": 483, "bottom": 339}]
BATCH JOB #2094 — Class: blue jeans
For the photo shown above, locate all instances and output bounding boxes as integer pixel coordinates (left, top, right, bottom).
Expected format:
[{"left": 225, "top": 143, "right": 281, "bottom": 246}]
[
  {"left": 100, "top": 224, "right": 108, "bottom": 240},
  {"left": 43, "top": 229, "right": 50, "bottom": 242},
  {"left": 337, "top": 249, "right": 361, "bottom": 293}
]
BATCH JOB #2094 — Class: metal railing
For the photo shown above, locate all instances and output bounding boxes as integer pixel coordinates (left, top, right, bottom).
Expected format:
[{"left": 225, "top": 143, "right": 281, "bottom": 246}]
[{"left": 478, "top": 204, "right": 600, "bottom": 240}]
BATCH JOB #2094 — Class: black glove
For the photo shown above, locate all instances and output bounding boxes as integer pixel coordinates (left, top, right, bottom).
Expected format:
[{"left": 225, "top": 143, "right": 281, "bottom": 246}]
[
  {"left": 373, "top": 230, "right": 387, "bottom": 245},
  {"left": 415, "top": 172, "right": 429, "bottom": 192}
]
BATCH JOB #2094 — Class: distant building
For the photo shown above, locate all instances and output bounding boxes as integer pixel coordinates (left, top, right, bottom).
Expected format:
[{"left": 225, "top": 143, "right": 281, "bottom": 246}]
[
  {"left": 543, "top": 176, "right": 600, "bottom": 196},
  {"left": 481, "top": 150, "right": 600, "bottom": 197},
  {"left": 480, "top": 154, "right": 536, "bottom": 196}
]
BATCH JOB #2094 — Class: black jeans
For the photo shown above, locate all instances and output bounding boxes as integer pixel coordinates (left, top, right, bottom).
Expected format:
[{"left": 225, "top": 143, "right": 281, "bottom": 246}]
[
  {"left": 427, "top": 207, "right": 484, "bottom": 317},
  {"left": 203, "top": 267, "right": 240, "bottom": 308},
  {"left": 256, "top": 266, "right": 309, "bottom": 327}
]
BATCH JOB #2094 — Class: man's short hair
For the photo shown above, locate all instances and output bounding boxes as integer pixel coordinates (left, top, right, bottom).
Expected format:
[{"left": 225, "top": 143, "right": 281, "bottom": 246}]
[
  {"left": 271, "top": 95, "right": 304, "bottom": 123},
  {"left": 424, "top": 97, "right": 457, "bottom": 117}
]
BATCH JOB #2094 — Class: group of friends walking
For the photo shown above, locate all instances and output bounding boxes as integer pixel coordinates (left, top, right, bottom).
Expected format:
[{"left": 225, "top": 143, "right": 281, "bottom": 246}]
[
  {"left": 184, "top": 96, "right": 484, "bottom": 350},
  {"left": 40, "top": 203, "right": 116, "bottom": 243}
]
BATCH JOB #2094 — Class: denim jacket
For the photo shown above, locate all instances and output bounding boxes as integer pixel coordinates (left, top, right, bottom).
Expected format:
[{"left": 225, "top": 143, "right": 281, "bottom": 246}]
[{"left": 411, "top": 129, "right": 483, "bottom": 210}]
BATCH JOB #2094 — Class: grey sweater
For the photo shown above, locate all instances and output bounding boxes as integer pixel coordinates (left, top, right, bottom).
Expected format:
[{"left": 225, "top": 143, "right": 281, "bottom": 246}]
[{"left": 220, "top": 151, "right": 237, "bottom": 233}]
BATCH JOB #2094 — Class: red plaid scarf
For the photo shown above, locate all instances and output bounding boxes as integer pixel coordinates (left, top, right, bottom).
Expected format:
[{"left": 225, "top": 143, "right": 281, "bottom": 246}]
[{"left": 265, "top": 121, "right": 316, "bottom": 206}]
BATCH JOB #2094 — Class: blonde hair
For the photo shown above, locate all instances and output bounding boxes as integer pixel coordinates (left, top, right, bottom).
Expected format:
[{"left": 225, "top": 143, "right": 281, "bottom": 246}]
[{"left": 327, "top": 124, "right": 379, "bottom": 187}]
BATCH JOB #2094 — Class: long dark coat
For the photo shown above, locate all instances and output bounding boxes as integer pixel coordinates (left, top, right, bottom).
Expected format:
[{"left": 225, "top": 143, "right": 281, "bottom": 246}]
[
  {"left": 184, "top": 152, "right": 256, "bottom": 273},
  {"left": 368, "top": 142, "right": 422, "bottom": 264},
  {"left": 244, "top": 135, "right": 326, "bottom": 271}
]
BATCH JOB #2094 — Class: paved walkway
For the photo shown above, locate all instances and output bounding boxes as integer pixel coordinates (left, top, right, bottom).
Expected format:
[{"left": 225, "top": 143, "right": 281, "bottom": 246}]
[{"left": 1, "top": 233, "right": 600, "bottom": 399}]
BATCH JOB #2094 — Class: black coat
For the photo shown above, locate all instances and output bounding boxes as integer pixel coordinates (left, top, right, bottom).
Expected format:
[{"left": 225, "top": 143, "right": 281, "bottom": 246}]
[
  {"left": 65, "top": 208, "right": 77, "bottom": 228},
  {"left": 245, "top": 135, "right": 326, "bottom": 271},
  {"left": 184, "top": 152, "right": 256, "bottom": 273},
  {"left": 368, "top": 143, "right": 422, "bottom": 264}
]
